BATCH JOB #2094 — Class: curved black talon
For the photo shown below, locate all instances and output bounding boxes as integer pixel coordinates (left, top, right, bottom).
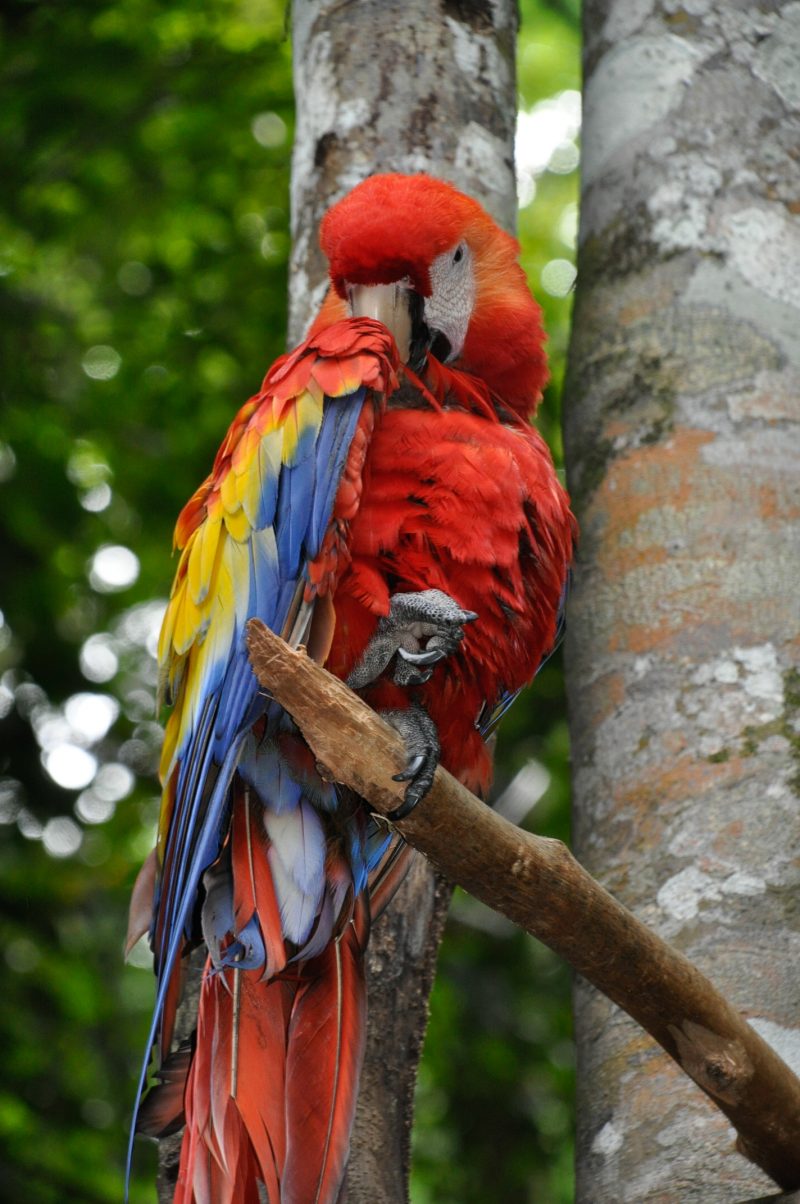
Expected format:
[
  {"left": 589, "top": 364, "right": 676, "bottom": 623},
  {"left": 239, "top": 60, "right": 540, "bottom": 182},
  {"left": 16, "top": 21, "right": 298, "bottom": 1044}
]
[
  {"left": 392, "top": 752, "right": 426, "bottom": 783},
  {"left": 384, "top": 705, "right": 440, "bottom": 821},
  {"left": 387, "top": 791, "right": 424, "bottom": 823},
  {"left": 393, "top": 660, "right": 434, "bottom": 687},
  {"left": 387, "top": 765, "right": 432, "bottom": 821}
]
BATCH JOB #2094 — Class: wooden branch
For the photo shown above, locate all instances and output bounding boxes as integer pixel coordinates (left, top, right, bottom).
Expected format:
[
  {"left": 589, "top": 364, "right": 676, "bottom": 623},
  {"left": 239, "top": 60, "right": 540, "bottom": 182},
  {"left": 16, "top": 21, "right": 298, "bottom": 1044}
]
[{"left": 246, "top": 618, "right": 800, "bottom": 1193}]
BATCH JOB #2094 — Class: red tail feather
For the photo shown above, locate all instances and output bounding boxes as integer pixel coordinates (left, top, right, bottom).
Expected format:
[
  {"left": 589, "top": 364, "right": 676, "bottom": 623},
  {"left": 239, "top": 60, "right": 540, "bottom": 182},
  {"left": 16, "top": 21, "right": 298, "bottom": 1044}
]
[
  {"left": 174, "top": 909, "right": 367, "bottom": 1203},
  {"left": 283, "top": 907, "right": 368, "bottom": 1204}
]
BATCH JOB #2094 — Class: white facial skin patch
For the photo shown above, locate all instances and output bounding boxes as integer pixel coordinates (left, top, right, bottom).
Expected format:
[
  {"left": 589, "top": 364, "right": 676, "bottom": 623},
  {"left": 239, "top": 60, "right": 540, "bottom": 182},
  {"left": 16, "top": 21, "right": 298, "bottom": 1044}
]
[{"left": 425, "top": 242, "right": 476, "bottom": 361}]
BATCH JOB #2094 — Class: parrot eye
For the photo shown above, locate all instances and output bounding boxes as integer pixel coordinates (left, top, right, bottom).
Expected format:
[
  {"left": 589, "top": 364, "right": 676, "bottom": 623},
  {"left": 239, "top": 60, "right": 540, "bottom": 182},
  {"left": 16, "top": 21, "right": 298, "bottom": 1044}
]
[{"left": 452, "top": 244, "right": 465, "bottom": 265}]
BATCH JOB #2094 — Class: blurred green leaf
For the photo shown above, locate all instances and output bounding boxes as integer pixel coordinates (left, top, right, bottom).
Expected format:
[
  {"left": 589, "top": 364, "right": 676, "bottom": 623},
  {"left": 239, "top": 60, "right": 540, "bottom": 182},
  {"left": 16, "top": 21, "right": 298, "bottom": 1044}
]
[{"left": 1, "top": 0, "right": 578, "bottom": 1199}]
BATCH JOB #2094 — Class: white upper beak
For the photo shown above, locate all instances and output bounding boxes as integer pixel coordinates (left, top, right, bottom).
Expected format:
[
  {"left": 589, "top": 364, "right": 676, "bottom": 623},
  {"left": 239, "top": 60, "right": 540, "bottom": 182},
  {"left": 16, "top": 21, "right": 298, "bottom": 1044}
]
[{"left": 346, "top": 282, "right": 413, "bottom": 363}]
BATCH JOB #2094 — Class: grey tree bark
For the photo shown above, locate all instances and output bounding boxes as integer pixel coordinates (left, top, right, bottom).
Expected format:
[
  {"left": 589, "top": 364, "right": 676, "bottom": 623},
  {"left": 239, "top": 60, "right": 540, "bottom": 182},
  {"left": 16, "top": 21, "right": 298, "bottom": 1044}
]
[
  {"left": 564, "top": 2, "right": 800, "bottom": 1202},
  {"left": 157, "top": 3, "right": 520, "bottom": 1201},
  {"left": 289, "top": 5, "right": 518, "bottom": 1199}
]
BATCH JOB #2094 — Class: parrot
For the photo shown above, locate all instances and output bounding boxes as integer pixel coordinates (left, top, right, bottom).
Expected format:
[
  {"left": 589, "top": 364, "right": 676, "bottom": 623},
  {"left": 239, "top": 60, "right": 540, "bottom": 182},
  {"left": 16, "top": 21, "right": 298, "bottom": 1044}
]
[{"left": 126, "top": 172, "right": 576, "bottom": 1204}]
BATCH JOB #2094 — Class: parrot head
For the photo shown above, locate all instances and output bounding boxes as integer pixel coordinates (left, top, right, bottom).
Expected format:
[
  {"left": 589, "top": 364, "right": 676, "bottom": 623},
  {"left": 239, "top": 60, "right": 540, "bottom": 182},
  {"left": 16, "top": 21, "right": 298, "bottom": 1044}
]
[{"left": 315, "top": 173, "right": 549, "bottom": 417}]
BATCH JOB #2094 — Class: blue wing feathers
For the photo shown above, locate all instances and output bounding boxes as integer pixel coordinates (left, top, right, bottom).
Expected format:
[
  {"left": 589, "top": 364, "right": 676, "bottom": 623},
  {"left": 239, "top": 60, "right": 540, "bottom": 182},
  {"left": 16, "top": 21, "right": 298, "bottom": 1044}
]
[
  {"left": 127, "top": 384, "right": 375, "bottom": 1191},
  {"left": 127, "top": 734, "right": 244, "bottom": 1187},
  {"left": 276, "top": 457, "right": 315, "bottom": 573},
  {"left": 308, "top": 388, "right": 364, "bottom": 555},
  {"left": 161, "top": 384, "right": 371, "bottom": 918}
]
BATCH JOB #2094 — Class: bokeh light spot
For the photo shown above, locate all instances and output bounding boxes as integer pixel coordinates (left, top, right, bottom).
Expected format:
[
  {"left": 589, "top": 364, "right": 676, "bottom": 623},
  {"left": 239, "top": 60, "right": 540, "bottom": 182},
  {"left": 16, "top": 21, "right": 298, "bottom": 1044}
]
[
  {"left": 64, "top": 692, "right": 120, "bottom": 744},
  {"left": 92, "top": 761, "right": 135, "bottom": 803},
  {"left": 79, "top": 634, "right": 119, "bottom": 683},
  {"left": 0, "top": 672, "right": 14, "bottom": 721},
  {"left": 558, "top": 203, "right": 579, "bottom": 250},
  {"left": 43, "top": 744, "right": 97, "bottom": 790},
  {"left": 79, "top": 830, "right": 111, "bottom": 867},
  {"left": 116, "top": 599, "right": 166, "bottom": 657},
  {"left": 251, "top": 111, "right": 287, "bottom": 148},
  {"left": 75, "top": 790, "right": 116, "bottom": 825},
  {"left": 516, "top": 89, "right": 581, "bottom": 209},
  {"left": 548, "top": 141, "right": 580, "bottom": 174},
  {"left": 42, "top": 815, "right": 83, "bottom": 858},
  {"left": 0, "top": 778, "right": 20, "bottom": 823},
  {"left": 6, "top": 938, "right": 41, "bottom": 974},
  {"left": 82, "top": 345, "right": 122, "bottom": 381},
  {"left": 17, "top": 808, "right": 43, "bottom": 840},
  {"left": 238, "top": 212, "right": 265, "bottom": 242},
  {"left": 88, "top": 544, "right": 140, "bottom": 593},
  {"left": 67, "top": 439, "right": 112, "bottom": 489},
  {"left": 540, "top": 258, "right": 577, "bottom": 298},
  {"left": 80, "top": 483, "right": 113, "bottom": 512},
  {"left": 117, "top": 260, "right": 153, "bottom": 296}
]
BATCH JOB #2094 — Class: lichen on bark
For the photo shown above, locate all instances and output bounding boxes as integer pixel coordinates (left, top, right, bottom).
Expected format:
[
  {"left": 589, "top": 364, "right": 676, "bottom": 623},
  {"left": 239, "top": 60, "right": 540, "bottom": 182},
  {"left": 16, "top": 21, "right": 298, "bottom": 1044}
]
[{"left": 565, "top": 1, "right": 800, "bottom": 1200}]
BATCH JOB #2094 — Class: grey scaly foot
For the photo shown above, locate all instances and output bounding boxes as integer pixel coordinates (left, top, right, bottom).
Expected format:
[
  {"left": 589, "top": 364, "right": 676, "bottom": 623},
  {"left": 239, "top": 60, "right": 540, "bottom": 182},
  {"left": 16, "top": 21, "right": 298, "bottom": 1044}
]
[
  {"left": 384, "top": 704, "right": 440, "bottom": 821},
  {"left": 346, "top": 589, "right": 478, "bottom": 689},
  {"left": 347, "top": 590, "right": 477, "bottom": 819}
]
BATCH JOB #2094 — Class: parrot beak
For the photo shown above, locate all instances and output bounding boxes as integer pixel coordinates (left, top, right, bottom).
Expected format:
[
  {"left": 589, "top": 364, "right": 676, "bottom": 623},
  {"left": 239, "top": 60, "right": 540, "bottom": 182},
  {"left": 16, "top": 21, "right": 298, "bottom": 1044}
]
[{"left": 346, "top": 282, "right": 425, "bottom": 367}]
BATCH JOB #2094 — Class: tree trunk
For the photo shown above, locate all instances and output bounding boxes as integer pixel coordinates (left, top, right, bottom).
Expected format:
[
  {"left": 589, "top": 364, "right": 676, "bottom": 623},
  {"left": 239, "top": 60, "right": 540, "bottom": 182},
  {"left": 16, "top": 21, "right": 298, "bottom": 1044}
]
[
  {"left": 565, "top": 2, "right": 800, "bottom": 1201},
  {"left": 157, "top": 3, "right": 519, "bottom": 1201},
  {"left": 289, "top": 5, "right": 518, "bottom": 1199}
]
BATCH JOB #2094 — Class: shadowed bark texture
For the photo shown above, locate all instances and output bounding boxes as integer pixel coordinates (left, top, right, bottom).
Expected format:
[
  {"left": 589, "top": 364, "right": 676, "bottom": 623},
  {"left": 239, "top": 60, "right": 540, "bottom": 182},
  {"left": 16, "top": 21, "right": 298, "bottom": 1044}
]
[
  {"left": 156, "top": 4, "right": 519, "bottom": 1201},
  {"left": 565, "top": 1, "right": 800, "bottom": 1201}
]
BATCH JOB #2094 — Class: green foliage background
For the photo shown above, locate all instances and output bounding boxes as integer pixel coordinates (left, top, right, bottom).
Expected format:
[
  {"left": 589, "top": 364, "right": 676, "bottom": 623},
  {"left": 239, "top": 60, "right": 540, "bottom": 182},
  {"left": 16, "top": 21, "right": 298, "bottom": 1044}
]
[{"left": 0, "top": 2, "right": 579, "bottom": 1200}]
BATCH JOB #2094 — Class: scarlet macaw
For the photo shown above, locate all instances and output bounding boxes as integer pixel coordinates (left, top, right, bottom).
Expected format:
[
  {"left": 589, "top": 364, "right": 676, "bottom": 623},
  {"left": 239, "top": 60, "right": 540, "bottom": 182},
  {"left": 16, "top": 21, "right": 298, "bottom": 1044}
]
[{"left": 127, "top": 173, "right": 576, "bottom": 1203}]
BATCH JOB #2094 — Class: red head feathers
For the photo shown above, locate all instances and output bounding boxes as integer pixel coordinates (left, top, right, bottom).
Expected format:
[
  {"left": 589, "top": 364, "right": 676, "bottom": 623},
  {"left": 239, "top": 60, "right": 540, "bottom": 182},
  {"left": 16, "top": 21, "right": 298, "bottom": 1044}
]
[
  {"left": 321, "top": 173, "right": 485, "bottom": 296},
  {"left": 315, "top": 173, "right": 549, "bottom": 418}
]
